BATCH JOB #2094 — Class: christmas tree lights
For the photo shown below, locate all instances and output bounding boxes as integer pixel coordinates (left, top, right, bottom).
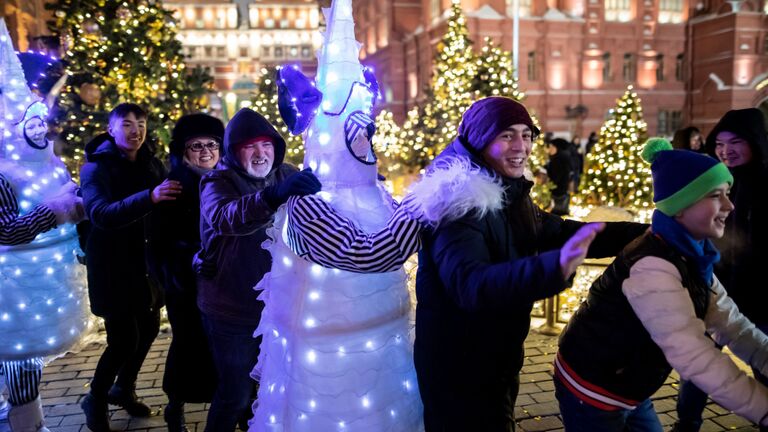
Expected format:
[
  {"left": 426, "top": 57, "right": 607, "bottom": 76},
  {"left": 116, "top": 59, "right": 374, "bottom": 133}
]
[
  {"left": 252, "top": 66, "right": 305, "bottom": 167},
  {"left": 45, "top": 0, "right": 212, "bottom": 178},
  {"left": 576, "top": 86, "right": 653, "bottom": 213}
]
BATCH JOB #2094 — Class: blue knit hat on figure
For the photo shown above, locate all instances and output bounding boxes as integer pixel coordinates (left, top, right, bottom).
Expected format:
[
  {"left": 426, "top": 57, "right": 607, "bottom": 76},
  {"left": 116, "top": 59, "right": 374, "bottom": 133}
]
[{"left": 641, "top": 138, "right": 733, "bottom": 216}]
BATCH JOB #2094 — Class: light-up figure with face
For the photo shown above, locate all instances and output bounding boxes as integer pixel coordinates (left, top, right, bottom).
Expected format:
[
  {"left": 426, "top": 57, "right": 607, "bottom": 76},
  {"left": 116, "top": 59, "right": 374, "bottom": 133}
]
[
  {"left": 0, "top": 99, "right": 89, "bottom": 360},
  {"left": 248, "top": 0, "right": 423, "bottom": 430}
]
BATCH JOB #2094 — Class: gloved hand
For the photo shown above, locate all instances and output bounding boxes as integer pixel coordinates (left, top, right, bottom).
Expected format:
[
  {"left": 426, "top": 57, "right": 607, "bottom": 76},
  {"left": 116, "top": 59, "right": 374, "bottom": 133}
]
[
  {"left": 262, "top": 168, "right": 321, "bottom": 209},
  {"left": 43, "top": 182, "right": 86, "bottom": 226},
  {"left": 192, "top": 254, "right": 217, "bottom": 279}
]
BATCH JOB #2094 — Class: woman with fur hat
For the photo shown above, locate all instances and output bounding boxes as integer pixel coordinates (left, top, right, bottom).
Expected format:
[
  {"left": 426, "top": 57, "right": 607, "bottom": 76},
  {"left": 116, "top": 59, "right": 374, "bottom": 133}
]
[
  {"left": 154, "top": 113, "right": 223, "bottom": 431},
  {"left": 556, "top": 138, "right": 768, "bottom": 431},
  {"left": 672, "top": 108, "right": 768, "bottom": 432}
]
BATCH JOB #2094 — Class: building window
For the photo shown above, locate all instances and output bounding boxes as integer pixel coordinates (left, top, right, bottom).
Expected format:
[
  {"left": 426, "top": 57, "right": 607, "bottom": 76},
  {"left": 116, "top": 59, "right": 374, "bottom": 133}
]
[
  {"left": 675, "top": 53, "right": 684, "bottom": 81},
  {"left": 658, "top": 0, "right": 683, "bottom": 24},
  {"left": 658, "top": 111, "right": 668, "bottom": 135},
  {"left": 622, "top": 53, "right": 636, "bottom": 82},
  {"left": 408, "top": 72, "right": 418, "bottom": 99},
  {"left": 605, "top": 0, "right": 632, "bottom": 22},
  {"left": 602, "top": 52, "right": 611, "bottom": 81},
  {"left": 265, "top": 18, "right": 275, "bottom": 28},
  {"left": 239, "top": 47, "right": 249, "bottom": 58},
  {"left": 656, "top": 54, "right": 664, "bottom": 82},
  {"left": 204, "top": 46, "right": 213, "bottom": 58},
  {"left": 527, "top": 52, "right": 537, "bottom": 81},
  {"left": 195, "top": 19, "right": 205, "bottom": 29},
  {"left": 658, "top": 110, "right": 682, "bottom": 135},
  {"left": 275, "top": 46, "right": 284, "bottom": 58},
  {"left": 290, "top": 46, "right": 299, "bottom": 57},
  {"left": 301, "top": 46, "right": 312, "bottom": 58},
  {"left": 506, "top": 0, "right": 532, "bottom": 18},
  {"left": 671, "top": 111, "right": 682, "bottom": 133},
  {"left": 262, "top": 46, "right": 271, "bottom": 58},
  {"left": 216, "top": 46, "right": 226, "bottom": 58}
]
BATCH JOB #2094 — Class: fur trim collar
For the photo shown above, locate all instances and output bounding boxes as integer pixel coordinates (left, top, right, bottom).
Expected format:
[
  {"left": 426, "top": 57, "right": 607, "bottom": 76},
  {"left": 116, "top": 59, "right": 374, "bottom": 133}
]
[{"left": 408, "top": 156, "right": 505, "bottom": 227}]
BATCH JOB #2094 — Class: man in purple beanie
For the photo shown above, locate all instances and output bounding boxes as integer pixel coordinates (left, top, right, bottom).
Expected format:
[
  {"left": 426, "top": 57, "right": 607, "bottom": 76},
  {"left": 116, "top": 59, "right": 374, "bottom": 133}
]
[{"left": 413, "top": 97, "right": 648, "bottom": 431}]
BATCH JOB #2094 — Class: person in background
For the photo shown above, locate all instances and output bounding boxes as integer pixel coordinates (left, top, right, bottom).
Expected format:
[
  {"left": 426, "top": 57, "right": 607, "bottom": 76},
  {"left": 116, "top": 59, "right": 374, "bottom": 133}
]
[
  {"left": 671, "top": 108, "right": 768, "bottom": 432},
  {"left": 672, "top": 126, "right": 705, "bottom": 153},
  {"left": 154, "top": 113, "right": 223, "bottom": 432},
  {"left": 79, "top": 103, "right": 180, "bottom": 432},
  {"left": 547, "top": 137, "right": 574, "bottom": 216}
]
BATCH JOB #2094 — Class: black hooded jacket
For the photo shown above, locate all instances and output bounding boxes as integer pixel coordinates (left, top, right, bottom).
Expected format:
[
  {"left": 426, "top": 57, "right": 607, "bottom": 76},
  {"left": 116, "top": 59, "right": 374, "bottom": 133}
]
[
  {"left": 197, "top": 109, "right": 298, "bottom": 326},
  {"left": 413, "top": 135, "right": 648, "bottom": 429},
  {"left": 79, "top": 134, "right": 167, "bottom": 317},
  {"left": 705, "top": 109, "right": 768, "bottom": 324}
]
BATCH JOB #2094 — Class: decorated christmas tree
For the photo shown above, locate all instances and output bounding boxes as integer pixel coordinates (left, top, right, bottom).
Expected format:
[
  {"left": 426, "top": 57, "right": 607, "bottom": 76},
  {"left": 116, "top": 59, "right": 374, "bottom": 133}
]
[
  {"left": 577, "top": 86, "right": 653, "bottom": 211},
  {"left": 251, "top": 66, "right": 305, "bottom": 166},
  {"left": 45, "top": 0, "right": 212, "bottom": 176},
  {"left": 416, "top": 0, "right": 476, "bottom": 167},
  {"left": 471, "top": 37, "right": 523, "bottom": 100}
]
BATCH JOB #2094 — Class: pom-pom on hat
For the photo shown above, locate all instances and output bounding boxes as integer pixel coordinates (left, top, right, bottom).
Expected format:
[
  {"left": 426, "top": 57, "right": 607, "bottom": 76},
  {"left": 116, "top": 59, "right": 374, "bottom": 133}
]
[{"left": 642, "top": 137, "right": 733, "bottom": 216}]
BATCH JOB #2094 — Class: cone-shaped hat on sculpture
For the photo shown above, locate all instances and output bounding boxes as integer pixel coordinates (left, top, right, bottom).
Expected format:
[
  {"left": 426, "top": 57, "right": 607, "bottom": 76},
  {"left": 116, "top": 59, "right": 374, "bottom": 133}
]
[
  {"left": 0, "top": 18, "right": 48, "bottom": 161},
  {"left": 277, "top": 0, "right": 380, "bottom": 187}
]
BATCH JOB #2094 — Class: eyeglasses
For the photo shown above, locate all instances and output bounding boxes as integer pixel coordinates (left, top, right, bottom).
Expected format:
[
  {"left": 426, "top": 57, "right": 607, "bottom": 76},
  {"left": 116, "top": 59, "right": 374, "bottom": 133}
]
[{"left": 186, "top": 140, "right": 220, "bottom": 152}]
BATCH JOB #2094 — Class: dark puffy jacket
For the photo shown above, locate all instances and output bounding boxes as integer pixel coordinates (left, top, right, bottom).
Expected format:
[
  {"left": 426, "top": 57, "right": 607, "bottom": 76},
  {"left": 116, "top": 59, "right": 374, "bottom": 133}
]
[
  {"left": 197, "top": 109, "right": 298, "bottom": 326},
  {"left": 705, "top": 108, "right": 768, "bottom": 324},
  {"left": 558, "top": 232, "right": 710, "bottom": 402},
  {"left": 413, "top": 138, "right": 648, "bottom": 430},
  {"left": 79, "top": 134, "right": 166, "bottom": 317}
]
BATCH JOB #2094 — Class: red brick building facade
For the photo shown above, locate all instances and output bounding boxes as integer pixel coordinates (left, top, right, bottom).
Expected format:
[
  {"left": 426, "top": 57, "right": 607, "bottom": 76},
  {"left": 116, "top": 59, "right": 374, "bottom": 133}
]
[{"left": 353, "top": 0, "right": 768, "bottom": 137}]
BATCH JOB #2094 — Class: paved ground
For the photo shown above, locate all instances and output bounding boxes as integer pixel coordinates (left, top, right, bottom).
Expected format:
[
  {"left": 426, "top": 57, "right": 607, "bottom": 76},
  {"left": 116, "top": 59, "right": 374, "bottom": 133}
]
[{"left": 0, "top": 326, "right": 760, "bottom": 431}]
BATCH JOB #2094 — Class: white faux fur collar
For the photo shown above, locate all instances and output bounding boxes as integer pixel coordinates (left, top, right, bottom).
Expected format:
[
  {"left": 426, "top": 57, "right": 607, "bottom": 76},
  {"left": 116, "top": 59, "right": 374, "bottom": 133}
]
[{"left": 408, "top": 156, "right": 505, "bottom": 227}]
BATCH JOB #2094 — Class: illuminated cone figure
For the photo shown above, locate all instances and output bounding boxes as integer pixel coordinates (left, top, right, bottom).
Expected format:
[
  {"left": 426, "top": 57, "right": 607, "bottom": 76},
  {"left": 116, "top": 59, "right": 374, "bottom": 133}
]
[
  {"left": 249, "top": 0, "right": 423, "bottom": 430},
  {"left": 0, "top": 18, "right": 89, "bottom": 360}
]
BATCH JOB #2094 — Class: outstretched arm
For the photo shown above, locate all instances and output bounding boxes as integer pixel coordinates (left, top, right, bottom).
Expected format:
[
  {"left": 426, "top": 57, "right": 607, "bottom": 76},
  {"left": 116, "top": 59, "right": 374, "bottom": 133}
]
[
  {"left": 0, "top": 174, "right": 56, "bottom": 245},
  {"left": 623, "top": 257, "right": 768, "bottom": 426},
  {"left": 286, "top": 194, "right": 423, "bottom": 273}
]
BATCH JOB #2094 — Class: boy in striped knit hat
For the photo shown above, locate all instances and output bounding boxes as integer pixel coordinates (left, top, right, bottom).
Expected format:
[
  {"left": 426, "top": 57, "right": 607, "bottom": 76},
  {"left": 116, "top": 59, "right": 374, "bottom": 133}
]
[{"left": 555, "top": 138, "right": 768, "bottom": 431}]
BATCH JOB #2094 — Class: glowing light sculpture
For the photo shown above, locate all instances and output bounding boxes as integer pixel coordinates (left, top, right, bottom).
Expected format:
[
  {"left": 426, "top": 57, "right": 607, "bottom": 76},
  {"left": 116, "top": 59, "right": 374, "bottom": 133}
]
[
  {"left": 0, "top": 19, "right": 89, "bottom": 360},
  {"left": 249, "top": 1, "right": 423, "bottom": 430}
]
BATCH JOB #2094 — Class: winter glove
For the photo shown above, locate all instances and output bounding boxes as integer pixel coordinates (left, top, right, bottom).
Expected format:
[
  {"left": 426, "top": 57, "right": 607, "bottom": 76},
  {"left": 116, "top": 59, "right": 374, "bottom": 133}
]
[
  {"left": 192, "top": 253, "right": 217, "bottom": 279},
  {"left": 43, "top": 182, "right": 86, "bottom": 226},
  {"left": 262, "top": 168, "right": 322, "bottom": 210}
]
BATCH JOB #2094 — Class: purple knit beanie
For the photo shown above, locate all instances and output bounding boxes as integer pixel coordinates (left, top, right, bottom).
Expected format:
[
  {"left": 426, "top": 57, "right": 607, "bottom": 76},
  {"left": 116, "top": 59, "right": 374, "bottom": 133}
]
[{"left": 458, "top": 97, "right": 540, "bottom": 153}]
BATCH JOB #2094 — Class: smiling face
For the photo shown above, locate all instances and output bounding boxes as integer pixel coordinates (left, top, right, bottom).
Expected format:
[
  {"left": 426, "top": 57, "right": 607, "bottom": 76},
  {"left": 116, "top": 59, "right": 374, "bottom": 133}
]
[
  {"left": 236, "top": 137, "right": 274, "bottom": 178},
  {"left": 23, "top": 117, "right": 48, "bottom": 149},
  {"left": 481, "top": 124, "right": 534, "bottom": 178},
  {"left": 184, "top": 136, "right": 220, "bottom": 170},
  {"left": 715, "top": 131, "right": 753, "bottom": 168},
  {"left": 108, "top": 112, "right": 147, "bottom": 159},
  {"left": 675, "top": 183, "right": 734, "bottom": 240}
]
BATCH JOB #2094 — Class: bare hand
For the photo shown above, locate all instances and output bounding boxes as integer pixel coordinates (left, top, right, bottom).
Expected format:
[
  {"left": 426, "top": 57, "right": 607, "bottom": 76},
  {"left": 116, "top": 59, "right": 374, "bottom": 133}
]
[
  {"left": 151, "top": 180, "right": 182, "bottom": 203},
  {"left": 560, "top": 223, "right": 606, "bottom": 279},
  {"left": 44, "top": 181, "right": 86, "bottom": 225}
]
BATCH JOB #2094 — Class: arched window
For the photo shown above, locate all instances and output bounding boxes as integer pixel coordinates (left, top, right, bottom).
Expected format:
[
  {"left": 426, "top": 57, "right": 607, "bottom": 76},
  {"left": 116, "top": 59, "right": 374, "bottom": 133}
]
[
  {"left": 527, "top": 51, "right": 537, "bottom": 81},
  {"left": 675, "top": 53, "right": 684, "bottom": 81},
  {"left": 623, "top": 53, "right": 636, "bottom": 82},
  {"left": 602, "top": 52, "right": 612, "bottom": 81},
  {"left": 506, "top": 0, "right": 533, "bottom": 18}
]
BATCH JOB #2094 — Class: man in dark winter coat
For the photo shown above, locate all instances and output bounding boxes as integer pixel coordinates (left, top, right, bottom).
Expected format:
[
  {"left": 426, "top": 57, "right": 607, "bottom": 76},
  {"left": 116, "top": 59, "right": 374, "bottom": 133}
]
[
  {"left": 414, "top": 97, "right": 648, "bottom": 431},
  {"left": 672, "top": 108, "right": 768, "bottom": 432},
  {"left": 79, "top": 103, "right": 182, "bottom": 432},
  {"left": 547, "top": 137, "right": 573, "bottom": 216},
  {"left": 154, "top": 113, "right": 223, "bottom": 431},
  {"left": 197, "top": 108, "right": 320, "bottom": 431}
]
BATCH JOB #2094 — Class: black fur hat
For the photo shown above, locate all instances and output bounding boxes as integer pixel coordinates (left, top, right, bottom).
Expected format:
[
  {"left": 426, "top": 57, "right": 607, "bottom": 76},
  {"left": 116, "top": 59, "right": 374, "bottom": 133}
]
[{"left": 170, "top": 113, "right": 225, "bottom": 157}]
